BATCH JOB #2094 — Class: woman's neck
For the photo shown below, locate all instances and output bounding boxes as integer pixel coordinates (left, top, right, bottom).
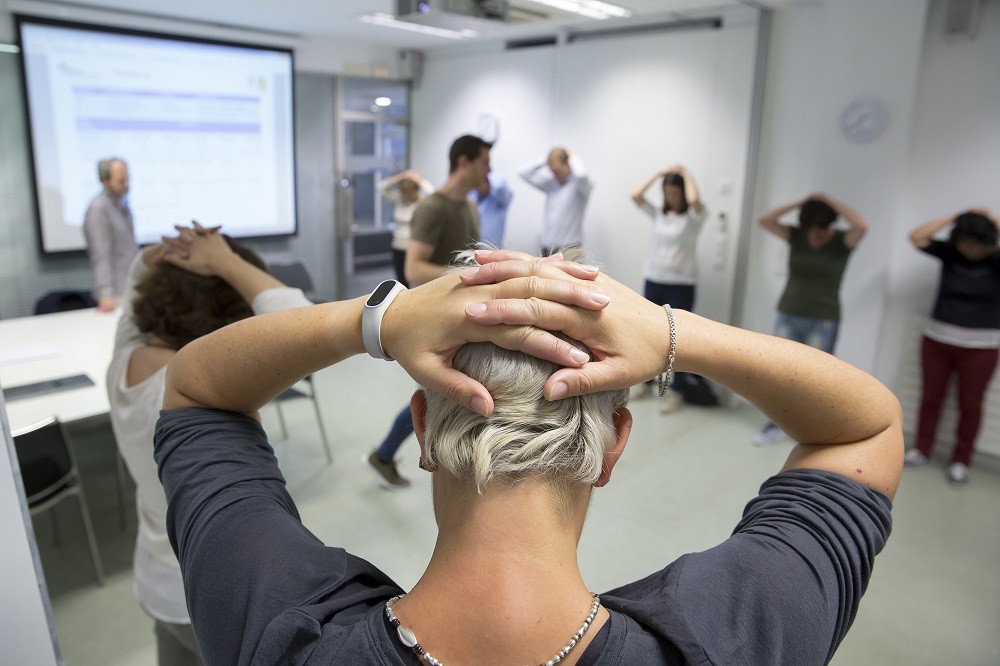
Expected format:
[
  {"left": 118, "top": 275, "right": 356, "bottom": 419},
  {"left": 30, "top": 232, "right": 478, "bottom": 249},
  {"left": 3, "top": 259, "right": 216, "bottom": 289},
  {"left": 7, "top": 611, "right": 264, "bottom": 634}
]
[{"left": 391, "top": 476, "right": 607, "bottom": 665}]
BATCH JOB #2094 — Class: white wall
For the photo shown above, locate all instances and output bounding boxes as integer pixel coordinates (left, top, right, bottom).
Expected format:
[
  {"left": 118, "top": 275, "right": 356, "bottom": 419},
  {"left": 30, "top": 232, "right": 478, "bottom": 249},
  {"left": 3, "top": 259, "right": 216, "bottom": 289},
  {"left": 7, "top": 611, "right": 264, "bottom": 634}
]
[{"left": 411, "top": 10, "right": 760, "bottom": 325}]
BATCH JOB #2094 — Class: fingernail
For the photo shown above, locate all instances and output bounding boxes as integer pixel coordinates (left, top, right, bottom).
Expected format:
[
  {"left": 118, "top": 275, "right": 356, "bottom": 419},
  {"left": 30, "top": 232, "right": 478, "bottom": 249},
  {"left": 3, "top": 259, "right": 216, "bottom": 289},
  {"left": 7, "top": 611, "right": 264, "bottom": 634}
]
[
  {"left": 569, "top": 349, "right": 590, "bottom": 364},
  {"left": 466, "top": 302, "right": 487, "bottom": 315},
  {"left": 589, "top": 293, "right": 610, "bottom": 306},
  {"left": 475, "top": 249, "right": 494, "bottom": 255},
  {"left": 550, "top": 382, "right": 568, "bottom": 400},
  {"left": 580, "top": 265, "right": 600, "bottom": 273},
  {"left": 459, "top": 267, "right": 479, "bottom": 278},
  {"left": 471, "top": 396, "right": 490, "bottom": 416}
]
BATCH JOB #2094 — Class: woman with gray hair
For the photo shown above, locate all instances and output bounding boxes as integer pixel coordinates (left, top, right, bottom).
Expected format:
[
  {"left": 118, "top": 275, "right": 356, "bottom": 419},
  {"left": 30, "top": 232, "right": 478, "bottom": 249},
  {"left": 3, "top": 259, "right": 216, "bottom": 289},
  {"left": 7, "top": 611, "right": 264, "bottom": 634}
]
[{"left": 155, "top": 250, "right": 901, "bottom": 665}]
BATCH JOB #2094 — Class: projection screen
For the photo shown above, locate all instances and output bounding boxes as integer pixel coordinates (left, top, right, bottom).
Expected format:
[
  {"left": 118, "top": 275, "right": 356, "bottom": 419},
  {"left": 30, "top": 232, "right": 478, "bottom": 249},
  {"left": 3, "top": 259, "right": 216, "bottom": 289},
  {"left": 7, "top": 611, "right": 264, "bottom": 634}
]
[{"left": 17, "top": 16, "right": 297, "bottom": 253}]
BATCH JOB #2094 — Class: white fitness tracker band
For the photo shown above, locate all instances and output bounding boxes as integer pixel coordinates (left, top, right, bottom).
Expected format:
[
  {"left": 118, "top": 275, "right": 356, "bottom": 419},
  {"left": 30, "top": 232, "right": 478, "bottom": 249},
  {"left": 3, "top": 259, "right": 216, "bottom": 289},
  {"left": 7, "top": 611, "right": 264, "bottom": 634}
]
[{"left": 362, "top": 280, "right": 407, "bottom": 360}]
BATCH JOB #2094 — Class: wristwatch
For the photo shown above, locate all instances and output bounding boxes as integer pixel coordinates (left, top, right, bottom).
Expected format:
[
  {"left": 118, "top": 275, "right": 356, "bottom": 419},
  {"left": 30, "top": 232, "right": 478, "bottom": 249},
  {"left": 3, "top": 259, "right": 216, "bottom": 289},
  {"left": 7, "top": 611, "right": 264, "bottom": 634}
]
[{"left": 362, "top": 280, "right": 407, "bottom": 360}]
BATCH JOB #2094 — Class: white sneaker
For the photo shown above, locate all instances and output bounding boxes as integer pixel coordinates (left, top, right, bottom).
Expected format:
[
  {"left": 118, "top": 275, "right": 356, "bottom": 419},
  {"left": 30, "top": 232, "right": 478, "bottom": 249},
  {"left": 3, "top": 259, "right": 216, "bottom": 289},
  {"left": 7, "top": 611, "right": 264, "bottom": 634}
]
[
  {"left": 752, "top": 423, "right": 787, "bottom": 447},
  {"left": 629, "top": 383, "right": 653, "bottom": 401},
  {"left": 659, "top": 389, "right": 682, "bottom": 414},
  {"left": 947, "top": 462, "right": 969, "bottom": 486},
  {"left": 903, "top": 449, "right": 929, "bottom": 467}
]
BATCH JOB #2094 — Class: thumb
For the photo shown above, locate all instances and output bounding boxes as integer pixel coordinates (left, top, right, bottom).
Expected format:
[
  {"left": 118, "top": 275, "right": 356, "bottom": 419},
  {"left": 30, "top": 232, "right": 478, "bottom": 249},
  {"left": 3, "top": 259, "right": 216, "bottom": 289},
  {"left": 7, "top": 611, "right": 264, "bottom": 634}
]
[{"left": 544, "top": 363, "right": 630, "bottom": 400}]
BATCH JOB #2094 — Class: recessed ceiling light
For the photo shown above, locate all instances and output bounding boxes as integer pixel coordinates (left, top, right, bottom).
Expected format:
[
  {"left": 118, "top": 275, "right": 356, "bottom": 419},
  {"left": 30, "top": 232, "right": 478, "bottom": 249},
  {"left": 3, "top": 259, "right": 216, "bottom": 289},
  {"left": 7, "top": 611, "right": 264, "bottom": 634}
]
[
  {"left": 375, "top": 97, "right": 392, "bottom": 107},
  {"left": 359, "top": 12, "right": 477, "bottom": 40},
  {"left": 526, "top": 0, "right": 632, "bottom": 20}
]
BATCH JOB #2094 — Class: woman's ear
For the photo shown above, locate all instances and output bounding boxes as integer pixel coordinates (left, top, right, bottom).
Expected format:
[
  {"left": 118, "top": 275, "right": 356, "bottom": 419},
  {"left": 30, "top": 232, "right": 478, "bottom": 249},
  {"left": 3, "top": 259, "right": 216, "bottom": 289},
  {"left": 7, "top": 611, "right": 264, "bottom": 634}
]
[
  {"left": 595, "top": 407, "right": 632, "bottom": 488},
  {"left": 411, "top": 390, "right": 428, "bottom": 458}
]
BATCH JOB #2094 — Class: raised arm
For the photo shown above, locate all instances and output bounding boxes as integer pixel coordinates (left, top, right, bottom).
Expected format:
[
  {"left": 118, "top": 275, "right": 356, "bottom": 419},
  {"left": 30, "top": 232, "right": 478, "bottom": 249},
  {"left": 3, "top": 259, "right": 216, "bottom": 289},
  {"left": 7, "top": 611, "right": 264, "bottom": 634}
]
[
  {"left": 758, "top": 199, "right": 802, "bottom": 242},
  {"left": 463, "top": 253, "right": 903, "bottom": 499},
  {"left": 631, "top": 169, "right": 666, "bottom": 209},
  {"left": 678, "top": 166, "right": 704, "bottom": 215},
  {"left": 162, "top": 257, "right": 610, "bottom": 417},
  {"left": 909, "top": 212, "right": 956, "bottom": 249},
  {"left": 518, "top": 156, "right": 556, "bottom": 191},
  {"left": 816, "top": 193, "right": 867, "bottom": 248}
]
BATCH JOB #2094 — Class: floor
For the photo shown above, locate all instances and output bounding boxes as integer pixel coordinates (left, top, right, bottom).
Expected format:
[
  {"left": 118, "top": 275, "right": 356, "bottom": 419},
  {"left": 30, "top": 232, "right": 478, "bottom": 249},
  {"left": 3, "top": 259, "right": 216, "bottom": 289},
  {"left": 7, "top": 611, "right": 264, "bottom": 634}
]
[{"left": 33, "top": 303, "right": 1000, "bottom": 664}]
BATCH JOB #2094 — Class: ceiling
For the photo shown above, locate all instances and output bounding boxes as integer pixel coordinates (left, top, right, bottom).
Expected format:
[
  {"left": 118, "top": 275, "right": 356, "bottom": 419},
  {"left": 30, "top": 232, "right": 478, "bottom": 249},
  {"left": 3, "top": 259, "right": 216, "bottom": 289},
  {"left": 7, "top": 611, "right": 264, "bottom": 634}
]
[{"left": 11, "top": 0, "right": 804, "bottom": 49}]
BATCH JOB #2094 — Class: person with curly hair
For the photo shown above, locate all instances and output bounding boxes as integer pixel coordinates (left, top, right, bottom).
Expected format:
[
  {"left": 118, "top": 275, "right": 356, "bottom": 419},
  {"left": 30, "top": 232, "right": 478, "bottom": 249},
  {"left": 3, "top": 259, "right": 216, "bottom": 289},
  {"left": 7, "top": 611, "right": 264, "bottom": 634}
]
[{"left": 107, "top": 225, "right": 310, "bottom": 665}]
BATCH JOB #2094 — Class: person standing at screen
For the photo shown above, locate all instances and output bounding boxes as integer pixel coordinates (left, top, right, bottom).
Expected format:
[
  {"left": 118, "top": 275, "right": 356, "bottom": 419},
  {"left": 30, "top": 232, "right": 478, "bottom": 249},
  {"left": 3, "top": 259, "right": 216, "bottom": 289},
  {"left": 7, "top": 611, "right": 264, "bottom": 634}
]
[
  {"left": 753, "top": 193, "right": 869, "bottom": 446},
  {"left": 629, "top": 165, "right": 709, "bottom": 412},
  {"left": 378, "top": 169, "right": 434, "bottom": 287},
  {"left": 367, "top": 134, "right": 488, "bottom": 488},
  {"left": 904, "top": 209, "right": 1000, "bottom": 485},
  {"left": 83, "top": 157, "right": 138, "bottom": 312},
  {"left": 519, "top": 147, "right": 593, "bottom": 256},
  {"left": 473, "top": 170, "right": 513, "bottom": 248}
]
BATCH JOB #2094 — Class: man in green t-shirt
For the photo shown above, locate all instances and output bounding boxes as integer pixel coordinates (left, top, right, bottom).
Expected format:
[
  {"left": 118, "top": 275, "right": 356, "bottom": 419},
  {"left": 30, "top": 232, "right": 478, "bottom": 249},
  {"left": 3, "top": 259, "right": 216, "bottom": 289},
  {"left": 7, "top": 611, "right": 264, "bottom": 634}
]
[
  {"left": 404, "top": 135, "right": 489, "bottom": 286},
  {"left": 753, "top": 193, "right": 869, "bottom": 446},
  {"left": 369, "top": 135, "right": 490, "bottom": 489}
]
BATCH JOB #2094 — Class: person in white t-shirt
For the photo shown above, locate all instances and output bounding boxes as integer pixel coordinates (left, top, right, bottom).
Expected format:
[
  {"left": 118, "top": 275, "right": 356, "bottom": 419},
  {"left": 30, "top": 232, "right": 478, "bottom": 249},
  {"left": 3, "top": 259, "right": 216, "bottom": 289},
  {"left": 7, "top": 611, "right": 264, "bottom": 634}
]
[
  {"left": 630, "top": 165, "right": 709, "bottom": 411},
  {"left": 378, "top": 169, "right": 435, "bottom": 287},
  {"left": 107, "top": 224, "right": 311, "bottom": 664}
]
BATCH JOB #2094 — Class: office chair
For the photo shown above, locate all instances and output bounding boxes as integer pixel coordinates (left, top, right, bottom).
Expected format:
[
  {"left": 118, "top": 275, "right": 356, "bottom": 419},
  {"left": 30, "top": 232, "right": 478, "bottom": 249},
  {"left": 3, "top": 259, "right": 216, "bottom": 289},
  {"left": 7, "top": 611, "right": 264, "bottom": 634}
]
[
  {"left": 12, "top": 416, "right": 105, "bottom": 585},
  {"left": 266, "top": 261, "right": 333, "bottom": 464}
]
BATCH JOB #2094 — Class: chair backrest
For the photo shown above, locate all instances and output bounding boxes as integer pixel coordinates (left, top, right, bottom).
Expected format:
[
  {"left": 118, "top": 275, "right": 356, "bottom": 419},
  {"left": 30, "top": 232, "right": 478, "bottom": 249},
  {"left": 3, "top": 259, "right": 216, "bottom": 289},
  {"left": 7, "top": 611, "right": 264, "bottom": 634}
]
[
  {"left": 12, "top": 417, "right": 75, "bottom": 506},
  {"left": 267, "top": 261, "right": 315, "bottom": 296},
  {"left": 34, "top": 290, "right": 98, "bottom": 315}
]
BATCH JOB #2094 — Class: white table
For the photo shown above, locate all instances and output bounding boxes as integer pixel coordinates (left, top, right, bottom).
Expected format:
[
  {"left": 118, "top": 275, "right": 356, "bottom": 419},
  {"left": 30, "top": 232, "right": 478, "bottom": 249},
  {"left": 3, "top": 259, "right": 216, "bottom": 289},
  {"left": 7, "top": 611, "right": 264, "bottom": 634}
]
[{"left": 0, "top": 308, "right": 119, "bottom": 431}]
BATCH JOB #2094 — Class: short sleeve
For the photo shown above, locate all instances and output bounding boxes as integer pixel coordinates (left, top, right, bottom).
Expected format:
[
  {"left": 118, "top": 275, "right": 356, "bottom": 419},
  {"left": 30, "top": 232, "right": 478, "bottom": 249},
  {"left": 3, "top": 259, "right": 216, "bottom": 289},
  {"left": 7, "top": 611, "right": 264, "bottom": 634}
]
[
  {"left": 154, "top": 408, "right": 399, "bottom": 665},
  {"left": 688, "top": 206, "right": 708, "bottom": 227},
  {"left": 410, "top": 199, "right": 443, "bottom": 246},
  {"left": 919, "top": 239, "right": 951, "bottom": 261}
]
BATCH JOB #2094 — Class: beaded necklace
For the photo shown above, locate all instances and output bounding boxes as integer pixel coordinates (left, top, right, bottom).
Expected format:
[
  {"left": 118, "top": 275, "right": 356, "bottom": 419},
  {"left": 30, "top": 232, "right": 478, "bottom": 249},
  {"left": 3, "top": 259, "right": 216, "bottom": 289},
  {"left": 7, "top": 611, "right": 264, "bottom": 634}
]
[{"left": 385, "top": 593, "right": 602, "bottom": 666}]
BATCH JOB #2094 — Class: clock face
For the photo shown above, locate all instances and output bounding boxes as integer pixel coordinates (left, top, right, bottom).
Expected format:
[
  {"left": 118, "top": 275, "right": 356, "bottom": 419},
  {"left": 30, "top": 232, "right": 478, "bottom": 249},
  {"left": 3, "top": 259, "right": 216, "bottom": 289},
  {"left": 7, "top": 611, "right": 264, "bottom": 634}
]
[{"left": 840, "top": 99, "right": 888, "bottom": 144}]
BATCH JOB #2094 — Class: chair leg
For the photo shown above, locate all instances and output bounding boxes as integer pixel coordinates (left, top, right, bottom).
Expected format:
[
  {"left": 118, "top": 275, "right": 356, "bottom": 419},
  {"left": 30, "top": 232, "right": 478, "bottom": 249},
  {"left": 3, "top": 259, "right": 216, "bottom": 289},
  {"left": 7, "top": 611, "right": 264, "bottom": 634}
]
[
  {"left": 115, "top": 451, "right": 128, "bottom": 530},
  {"left": 72, "top": 486, "right": 106, "bottom": 585},
  {"left": 310, "top": 395, "right": 333, "bottom": 464},
  {"left": 275, "top": 402, "right": 289, "bottom": 440}
]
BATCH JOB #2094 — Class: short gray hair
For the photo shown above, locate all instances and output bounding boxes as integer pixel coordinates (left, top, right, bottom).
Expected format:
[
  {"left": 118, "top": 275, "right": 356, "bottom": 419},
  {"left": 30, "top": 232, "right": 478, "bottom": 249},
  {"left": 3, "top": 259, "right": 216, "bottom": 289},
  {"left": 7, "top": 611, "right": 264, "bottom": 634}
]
[
  {"left": 423, "top": 250, "right": 628, "bottom": 492},
  {"left": 97, "top": 157, "right": 125, "bottom": 182}
]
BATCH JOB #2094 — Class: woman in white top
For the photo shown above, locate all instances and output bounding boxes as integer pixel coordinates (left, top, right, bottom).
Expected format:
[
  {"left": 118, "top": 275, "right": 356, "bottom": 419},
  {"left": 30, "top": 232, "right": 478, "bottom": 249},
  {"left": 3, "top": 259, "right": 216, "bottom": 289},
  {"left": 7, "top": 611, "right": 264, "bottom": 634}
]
[
  {"left": 630, "top": 165, "right": 708, "bottom": 410},
  {"left": 378, "top": 169, "right": 434, "bottom": 287},
  {"left": 107, "top": 225, "right": 310, "bottom": 664}
]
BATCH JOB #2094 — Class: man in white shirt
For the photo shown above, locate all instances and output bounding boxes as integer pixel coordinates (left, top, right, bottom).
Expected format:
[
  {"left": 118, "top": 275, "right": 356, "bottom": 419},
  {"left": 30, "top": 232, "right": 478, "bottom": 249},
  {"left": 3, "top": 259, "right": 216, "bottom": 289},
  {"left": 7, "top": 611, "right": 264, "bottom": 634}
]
[{"left": 519, "top": 147, "right": 593, "bottom": 255}]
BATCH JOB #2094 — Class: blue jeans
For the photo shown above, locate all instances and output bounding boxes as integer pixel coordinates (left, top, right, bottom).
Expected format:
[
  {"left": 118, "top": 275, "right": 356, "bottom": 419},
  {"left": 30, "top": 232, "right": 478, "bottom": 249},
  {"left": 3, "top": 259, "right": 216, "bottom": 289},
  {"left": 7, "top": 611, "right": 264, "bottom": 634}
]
[
  {"left": 376, "top": 406, "right": 413, "bottom": 462},
  {"left": 773, "top": 312, "right": 839, "bottom": 353}
]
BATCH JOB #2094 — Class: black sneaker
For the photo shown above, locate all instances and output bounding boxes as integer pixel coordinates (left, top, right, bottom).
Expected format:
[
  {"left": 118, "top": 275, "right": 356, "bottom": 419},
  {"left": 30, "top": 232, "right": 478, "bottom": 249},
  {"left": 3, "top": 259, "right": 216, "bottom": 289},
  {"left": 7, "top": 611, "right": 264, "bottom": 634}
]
[{"left": 365, "top": 451, "right": 411, "bottom": 489}]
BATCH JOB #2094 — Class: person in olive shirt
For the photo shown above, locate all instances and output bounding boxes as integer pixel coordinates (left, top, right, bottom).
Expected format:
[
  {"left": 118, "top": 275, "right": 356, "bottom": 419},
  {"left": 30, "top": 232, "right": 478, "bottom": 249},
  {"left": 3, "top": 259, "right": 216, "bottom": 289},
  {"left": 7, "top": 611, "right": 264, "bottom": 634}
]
[
  {"left": 753, "top": 193, "right": 869, "bottom": 446},
  {"left": 368, "top": 135, "right": 489, "bottom": 488}
]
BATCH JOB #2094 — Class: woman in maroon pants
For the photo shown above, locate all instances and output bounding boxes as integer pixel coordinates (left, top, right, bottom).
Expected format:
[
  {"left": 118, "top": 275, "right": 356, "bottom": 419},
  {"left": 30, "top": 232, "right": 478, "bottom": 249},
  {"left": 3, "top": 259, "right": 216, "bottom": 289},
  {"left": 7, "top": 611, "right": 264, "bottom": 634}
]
[{"left": 905, "top": 209, "right": 1000, "bottom": 485}]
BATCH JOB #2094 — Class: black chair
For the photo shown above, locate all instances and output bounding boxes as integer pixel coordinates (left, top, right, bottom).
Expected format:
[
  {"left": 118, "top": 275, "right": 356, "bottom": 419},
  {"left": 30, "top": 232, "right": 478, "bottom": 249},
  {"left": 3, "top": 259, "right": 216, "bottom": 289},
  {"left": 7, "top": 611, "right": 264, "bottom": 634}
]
[
  {"left": 34, "top": 290, "right": 98, "bottom": 315},
  {"left": 265, "top": 261, "right": 333, "bottom": 464},
  {"left": 12, "top": 417, "right": 105, "bottom": 585}
]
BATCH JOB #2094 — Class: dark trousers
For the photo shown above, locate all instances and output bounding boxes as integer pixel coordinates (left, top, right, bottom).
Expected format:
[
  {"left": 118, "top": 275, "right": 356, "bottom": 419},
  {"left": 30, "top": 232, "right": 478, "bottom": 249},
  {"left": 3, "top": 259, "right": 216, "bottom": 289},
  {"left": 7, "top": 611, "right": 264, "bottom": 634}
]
[
  {"left": 916, "top": 336, "right": 999, "bottom": 466},
  {"left": 376, "top": 405, "right": 414, "bottom": 462},
  {"left": 391, "top": 249, "right": 409, "bottom": 288},
  {"left": 643, "top": 281, "right": 696, "bottom": 389}
]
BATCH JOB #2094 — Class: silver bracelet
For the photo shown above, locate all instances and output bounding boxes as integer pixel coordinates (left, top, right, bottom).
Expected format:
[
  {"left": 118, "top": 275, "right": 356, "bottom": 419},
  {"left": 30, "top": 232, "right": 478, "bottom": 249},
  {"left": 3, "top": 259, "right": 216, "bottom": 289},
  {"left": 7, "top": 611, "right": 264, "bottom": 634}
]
[{"left": 657, "top": 304, "right": 677, "bottom": 397}]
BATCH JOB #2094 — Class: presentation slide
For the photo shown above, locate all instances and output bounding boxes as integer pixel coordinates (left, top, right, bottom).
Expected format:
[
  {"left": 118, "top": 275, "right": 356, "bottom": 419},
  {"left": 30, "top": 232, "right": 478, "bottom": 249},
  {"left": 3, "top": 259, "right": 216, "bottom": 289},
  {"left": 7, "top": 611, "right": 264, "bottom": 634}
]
[{"left": 17, "top": 18, "right": 296, "bottom": 252}]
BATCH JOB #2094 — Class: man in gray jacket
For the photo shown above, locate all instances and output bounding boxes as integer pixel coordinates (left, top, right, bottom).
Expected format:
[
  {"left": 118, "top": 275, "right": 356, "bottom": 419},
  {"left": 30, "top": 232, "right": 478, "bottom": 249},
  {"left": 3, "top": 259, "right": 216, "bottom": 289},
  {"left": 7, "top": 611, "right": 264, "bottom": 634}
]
[{"left": 83, "top": 157, "right": 137, "bottom": 312}]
